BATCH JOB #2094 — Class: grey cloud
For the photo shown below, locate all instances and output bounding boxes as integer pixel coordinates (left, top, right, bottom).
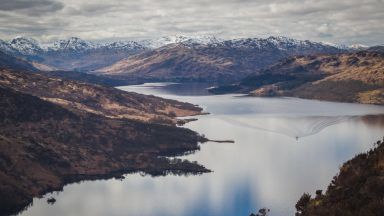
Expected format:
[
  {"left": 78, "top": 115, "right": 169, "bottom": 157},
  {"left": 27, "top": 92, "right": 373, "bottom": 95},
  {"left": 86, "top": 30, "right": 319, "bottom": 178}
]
[
  {"left": 0, "top": 0, "right": 383, "bottom": 45},
  {"left": 0, "top": 0, "right": 64, "bottom": 15}
]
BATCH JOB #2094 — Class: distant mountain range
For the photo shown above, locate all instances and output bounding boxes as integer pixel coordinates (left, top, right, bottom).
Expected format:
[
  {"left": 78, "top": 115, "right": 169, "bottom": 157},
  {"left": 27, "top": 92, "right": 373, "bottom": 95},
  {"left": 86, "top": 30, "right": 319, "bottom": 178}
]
[
  {"left": 0, "top": 35, "right": 381, "bottom": 84},
  {"left": 0, "top": 36, "right": 356, "bottom": 89},
  {"left": 95, "top": 36, "right": 344, "bottom": 83}
]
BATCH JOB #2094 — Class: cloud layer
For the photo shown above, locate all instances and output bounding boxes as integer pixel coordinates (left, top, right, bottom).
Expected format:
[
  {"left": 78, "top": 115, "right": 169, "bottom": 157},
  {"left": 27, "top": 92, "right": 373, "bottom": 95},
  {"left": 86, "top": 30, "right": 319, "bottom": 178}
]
[{"left": 0, "top": 0, "right": 383, "bottom": 45}]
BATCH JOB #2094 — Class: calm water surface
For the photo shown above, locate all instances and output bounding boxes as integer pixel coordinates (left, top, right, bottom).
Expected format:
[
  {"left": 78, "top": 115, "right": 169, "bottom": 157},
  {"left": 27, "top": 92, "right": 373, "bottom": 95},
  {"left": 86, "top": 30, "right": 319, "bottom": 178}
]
[{"left": 20, "top": 83, "right": 384, "bottom": 216}]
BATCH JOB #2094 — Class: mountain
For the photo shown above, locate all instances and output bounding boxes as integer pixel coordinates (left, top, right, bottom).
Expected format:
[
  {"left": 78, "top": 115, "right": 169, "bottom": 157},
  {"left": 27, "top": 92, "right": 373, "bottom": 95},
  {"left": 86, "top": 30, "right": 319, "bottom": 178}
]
[
  {"left": 348, "top": 43, "right": 369, "bottom": 50},
  {"left": 210, "top": 50, "right": 384, "bottom": 104},
  {"left": 40, "top": 37, "right": 148, "bottom": 71},
  {"left": 139, "top": 35, "right": 222, "bottom": 48},
  {"left": 367, "top": 45, "right": 384, "bottom": 53},
  {"left": 0, "top": 39, "right": 18, "bottom": 55},
  {"left": 9, "top": 37, "right": 43, "bottom": 56},
  {"left": 296, "top": 137, "right": 384, "bottom": 216},
  {"left": 0, "top": 68, "right": 208, "bottom": 215},
  {"left": 0, "top": 37, "right": 148, "bottom": 71},
  {"left": 0, "top": 36, "right": 345, "bottom": 79},
  {"left": 48, "top": 37, "right": 98, "bottom": 52},
  {"left": 96, "top": 36, "right": 343, "bottom": 83}
]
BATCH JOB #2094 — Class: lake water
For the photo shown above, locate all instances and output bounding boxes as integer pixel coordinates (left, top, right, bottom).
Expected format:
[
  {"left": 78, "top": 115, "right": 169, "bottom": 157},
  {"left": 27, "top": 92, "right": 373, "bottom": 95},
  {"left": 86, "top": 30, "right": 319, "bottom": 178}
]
[{"left": 19, "top": 83, "right": 384, "bottom": 216}]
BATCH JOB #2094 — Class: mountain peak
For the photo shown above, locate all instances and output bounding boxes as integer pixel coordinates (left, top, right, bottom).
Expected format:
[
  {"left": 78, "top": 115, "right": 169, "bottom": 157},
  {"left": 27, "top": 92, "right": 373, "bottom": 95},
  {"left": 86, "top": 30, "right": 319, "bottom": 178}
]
[
  {"left": 139, "top": 35, "right": 222, "bottom": 48},
  {"left": 51, "top": 37, "right": 97, "bottom": 52},
  {"left": 9, "top": 36, "right": 42, "bottom": 55}
]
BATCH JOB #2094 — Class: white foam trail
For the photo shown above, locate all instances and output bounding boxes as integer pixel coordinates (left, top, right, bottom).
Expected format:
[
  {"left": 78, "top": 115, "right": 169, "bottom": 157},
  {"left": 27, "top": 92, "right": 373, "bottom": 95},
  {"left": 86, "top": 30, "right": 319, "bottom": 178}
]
[{"left": 219, "top": 115, "right": 356, "bottom": 140}]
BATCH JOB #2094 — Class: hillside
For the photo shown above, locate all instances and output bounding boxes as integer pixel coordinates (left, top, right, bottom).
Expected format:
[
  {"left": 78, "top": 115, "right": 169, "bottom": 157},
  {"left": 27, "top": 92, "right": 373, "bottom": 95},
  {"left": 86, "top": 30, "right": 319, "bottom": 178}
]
[
  {"left": 96, "top": 37, "right": 341, "bottom": 83},
  {"left": 0, "top": 50, "right": 37, "bottom": 71},
  {"left": 40, "top": 70, "right": 135, "bottom": 87},
  {"left": 0, "top": 69, "right": 202, "bottom": 124},
  {"left": 296, "top": 137, "right": 384, "bottom": 215},
  {"left": 0, "top": 69, "right": 208, "bottom": 215},
  {"left": 210, "top": 51, "right": 384, "bottom": 104}
]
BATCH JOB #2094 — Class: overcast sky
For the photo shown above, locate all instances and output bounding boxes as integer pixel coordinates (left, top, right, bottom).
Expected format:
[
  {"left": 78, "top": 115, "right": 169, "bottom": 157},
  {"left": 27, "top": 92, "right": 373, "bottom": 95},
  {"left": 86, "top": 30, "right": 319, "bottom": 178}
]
[{"left": 0, "top": 0, "right": 383, "bottom": 45}]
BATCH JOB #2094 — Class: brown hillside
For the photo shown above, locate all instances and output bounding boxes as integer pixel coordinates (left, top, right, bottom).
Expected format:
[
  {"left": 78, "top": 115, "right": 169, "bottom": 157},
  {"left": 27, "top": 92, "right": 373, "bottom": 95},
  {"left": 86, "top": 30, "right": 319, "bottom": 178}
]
[
  {"left": 296, "top": 137, "right": 384, "bottom": 216},
  {"left": 212, "top": 51, "right": 384, "bottom": 104},
  {"left": 0, "top": 69, "right": 202, "bottom": 124}
]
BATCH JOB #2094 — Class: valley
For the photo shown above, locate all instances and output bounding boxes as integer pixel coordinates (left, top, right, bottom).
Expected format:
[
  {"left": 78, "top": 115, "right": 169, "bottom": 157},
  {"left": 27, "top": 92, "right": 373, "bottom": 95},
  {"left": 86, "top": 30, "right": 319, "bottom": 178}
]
[{"left": 1, "top": 0, "right": 384, "bottom": 215}]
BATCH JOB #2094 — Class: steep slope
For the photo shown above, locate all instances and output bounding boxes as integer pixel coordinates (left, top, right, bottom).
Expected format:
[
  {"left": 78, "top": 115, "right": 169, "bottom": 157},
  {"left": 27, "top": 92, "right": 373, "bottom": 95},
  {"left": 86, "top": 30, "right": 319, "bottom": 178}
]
[
  {"left": 296, "top": 137, "right": 384, "bottom": 216},
  {"left": 211, "top": 51, "right": 384, "bottom": 104},
  {"left": 96, "top": 37, "right": 342, "bottom": 83}
]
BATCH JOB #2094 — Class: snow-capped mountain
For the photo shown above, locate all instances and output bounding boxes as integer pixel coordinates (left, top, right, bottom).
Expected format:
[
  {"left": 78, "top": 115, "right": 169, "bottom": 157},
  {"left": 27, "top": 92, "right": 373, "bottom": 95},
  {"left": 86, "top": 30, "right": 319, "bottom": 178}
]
[
  {"left": 49, "top": 37, "right": 99, "bottom": 52},
  {"left": 102, "top": 41, "right": 147, "bottom": 50},
  {"left": 9, "top": 36, "right": 43, "bottom": 55},
  {"left": 0, "top": 35, "right": 349, "bottom": 56},
  {"left": 96, "top": 36, "right": 345, "bottom": 83},
  {"left": 212, "top": 36, "right": 339, "bottom": 52},
  {"left": 0, "top": 36, "right": 151, "bottom": 71},
  {"left": 0, "top": 39, "right": 18, "bottom": 54},
  {"left": 139, "top": 35, "right": 222, "bottom": 48},
  {"left": 0, "top": 35, "right": 354, "bottom": 73},
  {"left": 348, "top": 44, "right": 369, "bottom": 50}
]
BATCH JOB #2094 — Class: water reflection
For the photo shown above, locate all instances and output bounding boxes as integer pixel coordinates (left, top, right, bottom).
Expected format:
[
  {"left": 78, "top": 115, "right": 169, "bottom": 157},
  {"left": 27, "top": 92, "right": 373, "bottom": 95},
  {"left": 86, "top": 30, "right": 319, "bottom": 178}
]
[{"left": 20, "top": 83, "right": 384, "bottom": 216}]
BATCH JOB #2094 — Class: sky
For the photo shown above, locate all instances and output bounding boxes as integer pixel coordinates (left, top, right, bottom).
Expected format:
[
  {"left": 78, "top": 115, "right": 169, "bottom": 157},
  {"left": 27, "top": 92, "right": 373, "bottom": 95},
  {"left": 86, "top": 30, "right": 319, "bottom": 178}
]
[{"left": 0, "top": 0, "right": 383, "bottom": 45}]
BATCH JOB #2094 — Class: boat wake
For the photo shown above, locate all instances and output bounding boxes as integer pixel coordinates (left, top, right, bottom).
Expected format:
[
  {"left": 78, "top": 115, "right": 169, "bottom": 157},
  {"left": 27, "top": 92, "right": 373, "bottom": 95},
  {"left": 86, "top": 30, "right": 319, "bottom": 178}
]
[{"left": 220, "top": 115, "right": 356, "bottom": 140}]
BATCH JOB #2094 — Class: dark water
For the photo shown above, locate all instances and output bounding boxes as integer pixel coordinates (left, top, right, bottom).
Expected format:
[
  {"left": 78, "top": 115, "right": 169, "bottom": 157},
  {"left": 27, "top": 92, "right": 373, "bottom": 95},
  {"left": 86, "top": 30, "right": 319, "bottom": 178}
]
[{"left": 20, "top": 83, "right": 384, "bottom": 216}]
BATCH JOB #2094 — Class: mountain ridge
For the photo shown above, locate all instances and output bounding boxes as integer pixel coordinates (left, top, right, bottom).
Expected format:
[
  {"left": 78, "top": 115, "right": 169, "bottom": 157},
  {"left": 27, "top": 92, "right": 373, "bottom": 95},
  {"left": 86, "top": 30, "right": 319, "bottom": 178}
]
[{"left": 95, "top": 37, "right": 343, "bottom": 83}]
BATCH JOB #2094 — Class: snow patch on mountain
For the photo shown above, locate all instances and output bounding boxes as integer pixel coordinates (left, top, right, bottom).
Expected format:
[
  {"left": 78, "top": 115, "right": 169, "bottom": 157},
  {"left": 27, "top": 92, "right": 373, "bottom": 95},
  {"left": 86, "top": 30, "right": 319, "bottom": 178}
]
[
  {"left": 139, "top": 35, "right": 222, "bottom": 48},
  {"left": 9, "top": 36, "right": 43, "bottom": 55},
  {"left": 49, "top": 37, "right": 99, "bottom": 52},
  {"left": 0, "top": 35, "right": 355, "bottom": 57},
  {"left": 214, "top": 36, "right": 338, "bottom": 51},
  {"left": 103, "top": 41, "right": 147, "bottom": 50},
  {"left": 348, "top": 44, "right": 369, "bottom": 50}
]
